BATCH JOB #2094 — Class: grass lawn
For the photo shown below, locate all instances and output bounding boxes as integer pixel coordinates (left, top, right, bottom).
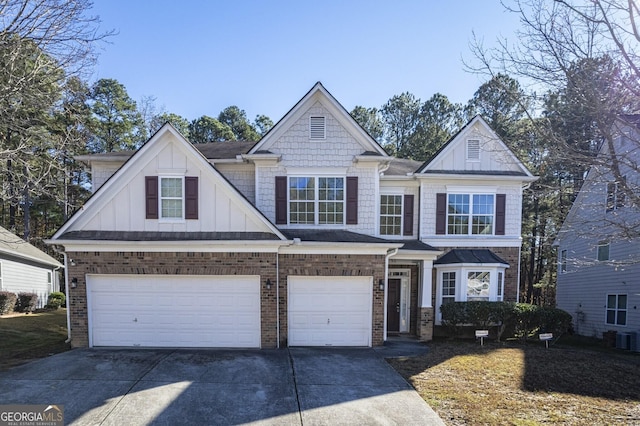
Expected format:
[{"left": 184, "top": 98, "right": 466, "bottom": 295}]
[
  {"left": 388, "top": 338, "right": 640, "bottom": 425},
  {"left": 0, "top": 309, "right": 70, "bottom": 371}
]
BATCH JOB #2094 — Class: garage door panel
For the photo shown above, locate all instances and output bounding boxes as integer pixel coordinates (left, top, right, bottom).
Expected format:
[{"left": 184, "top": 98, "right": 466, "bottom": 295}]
[
  {"left": 288, "top": 276, "right": 372, "bottom": 347},
  {"left": 88, "top": 275, "right": 260, "bottom": 348}
]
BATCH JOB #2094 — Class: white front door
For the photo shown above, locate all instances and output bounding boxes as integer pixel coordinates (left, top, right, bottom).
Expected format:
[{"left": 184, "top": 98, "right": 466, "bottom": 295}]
[
  {"left": 87, "top": 275, "right": 261, "bottom": 348},
  {"left": 288, "top": 276, "right": 372, "bottom": 347}
]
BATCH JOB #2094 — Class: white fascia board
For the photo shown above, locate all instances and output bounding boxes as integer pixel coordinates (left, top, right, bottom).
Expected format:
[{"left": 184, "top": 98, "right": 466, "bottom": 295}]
[
  {"left": 47, "top": 239, "right": 290, "bottom": 253},
  {"left": 279, "top": 241, "right": 402, "bottom": 255},
  {"left": 391, "top": 250, "right": 442, "bottom": 260},
  {"left": 416, "top": 174, "right": 538, "bottom": 183},
  {"left": 380, "top": 176, "right": 420, "bottom": 186},
  {"left": 423, "top": 236, "right": 522, "bottom": 248}
]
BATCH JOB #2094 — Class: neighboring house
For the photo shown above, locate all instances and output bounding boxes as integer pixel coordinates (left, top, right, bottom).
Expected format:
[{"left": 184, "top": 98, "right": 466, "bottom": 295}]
[
  {"left": 0, "top": 225, "right": 63, "bottom": 308},
  {"left": 556, "top": 116, "right": 640, "bottom": 342},
  {"left": 47, "top": 82, "right": 536, "bottom": 348}
]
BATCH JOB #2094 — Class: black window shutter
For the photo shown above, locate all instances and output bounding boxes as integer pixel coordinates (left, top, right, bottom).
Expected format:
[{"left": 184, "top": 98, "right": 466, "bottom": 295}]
[
  {"left": 275, "top": 176, "right": 287, "bottom": 224},
  {"left": 435, "top": 193, "right": 446, "bottom": 235},
  {"left": 346, "top": 176, "right": 358, "bottom": 225},
  {"left": 495, "top": 194, "right": 506, "bottom": 235},
  {"left": 145, "top": 176, "right": 158, "bottom": 219},
  {"left": 185, "top": 177, "right": 198, "bottom": 219},
  {"left": 403, "top": 194, "right": 414, "bottom": 236}
]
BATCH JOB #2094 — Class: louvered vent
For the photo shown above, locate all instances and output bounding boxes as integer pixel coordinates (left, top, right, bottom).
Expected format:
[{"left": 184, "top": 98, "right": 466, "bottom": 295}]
[
  {"left": 467, "top": 139, "right": 480, "bottom": 160},
  {"left": 310, "top": 116, "right": 326, "bottom": 139}
]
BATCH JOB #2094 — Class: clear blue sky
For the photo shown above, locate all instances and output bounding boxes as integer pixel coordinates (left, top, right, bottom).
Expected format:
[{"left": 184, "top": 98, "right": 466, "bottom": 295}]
[{"left": 89, "top": 1, "right": 522, "bottom": 123}]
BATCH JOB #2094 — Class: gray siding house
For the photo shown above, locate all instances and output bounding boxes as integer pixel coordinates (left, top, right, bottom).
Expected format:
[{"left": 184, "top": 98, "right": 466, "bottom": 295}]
[{"left": 556, "top": 116, "right": 640, "bottom": 345}]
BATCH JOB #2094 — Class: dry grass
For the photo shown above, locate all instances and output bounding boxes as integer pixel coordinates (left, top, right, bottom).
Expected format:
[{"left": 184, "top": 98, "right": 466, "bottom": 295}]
[
  {"left": 388, "top": 338, "right": 640, "bottom": 425},
  {"left": 0, "top": 308, "right": 70, "bottom": 370}
]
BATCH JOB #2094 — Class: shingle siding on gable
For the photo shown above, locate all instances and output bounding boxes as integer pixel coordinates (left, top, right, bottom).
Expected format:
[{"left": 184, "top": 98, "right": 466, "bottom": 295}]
[{"left": 215, "top": 164, "right": 256, "bottom": 204}]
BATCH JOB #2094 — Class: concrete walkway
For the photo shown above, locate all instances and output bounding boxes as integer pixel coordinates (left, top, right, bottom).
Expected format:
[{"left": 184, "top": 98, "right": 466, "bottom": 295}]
[{"left": 0, "top": 346, "right": 444, "bottom": 425}]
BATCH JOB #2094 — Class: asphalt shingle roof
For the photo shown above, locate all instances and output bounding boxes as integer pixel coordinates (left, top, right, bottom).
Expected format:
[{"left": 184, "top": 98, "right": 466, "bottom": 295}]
[
  {"left": 57, "top": 231, "right": 281, "bottom": 241},
  {"left": 434, "top": 249, "right": 509, "bottom": 265},
  {"left": 0, "top": 226, "right": 62, "bottom": 267}
]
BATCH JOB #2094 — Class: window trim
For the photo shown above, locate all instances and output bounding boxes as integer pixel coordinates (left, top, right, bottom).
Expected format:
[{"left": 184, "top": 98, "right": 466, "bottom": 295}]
[
  {"left": 379, "top": 193, "right": 403, "bottom": 236},
  {"left": 606, "top": 179, "right": 626, "bottom": 213},
  {"left": 597, "top": 242, "right": 610, "bottom": 262},
  {"left": 287, "top": 175, "right": 345, "bottom": 226},
  {"left": 446, "top": 193, "right": 496, "bottom": 235},
  {"left": 605, "top": 293, "right": 627, "bottom": 326},
  {"left": 159, "top": 176, "right": 185, "bottom": 222}
]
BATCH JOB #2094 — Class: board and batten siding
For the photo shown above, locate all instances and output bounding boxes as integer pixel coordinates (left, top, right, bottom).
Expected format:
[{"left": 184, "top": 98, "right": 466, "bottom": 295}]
[
  {"left": 79, "top": 139, "right": 271, "bottom": 234},
  {"left": 0, "top": 258, "right": 56, "bottom": 308}
]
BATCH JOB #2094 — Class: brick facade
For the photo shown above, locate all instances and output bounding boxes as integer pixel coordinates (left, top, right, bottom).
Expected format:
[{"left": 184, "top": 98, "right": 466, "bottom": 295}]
[
  {"left": 65, "top": 251, "right": 277, "bottom": 348},
  {"left": 278, "top": 253, "right": 386, "bottom": 347},
  {"left": 65, "top": 251, "right": 387, "bottom": 349}
]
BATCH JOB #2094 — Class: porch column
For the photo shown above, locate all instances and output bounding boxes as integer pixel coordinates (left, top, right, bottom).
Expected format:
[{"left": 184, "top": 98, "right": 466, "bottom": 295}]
[{"left": 418, "top": 260, "right": 434, "bottom": 341}]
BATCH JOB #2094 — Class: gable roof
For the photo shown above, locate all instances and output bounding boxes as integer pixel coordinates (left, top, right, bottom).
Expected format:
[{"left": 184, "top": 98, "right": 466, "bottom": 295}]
[
  {"left": 51, "top": 124, "right": 287, "bottom": 242},
  {"left": 248, "top": 82, "right": 388, "bottom": 157},
  {"left": 0, "top": 226, "right": 62, "bottom": 267},
  {"left": 417, "top": 115, "right": 536, "bottom": 179}
]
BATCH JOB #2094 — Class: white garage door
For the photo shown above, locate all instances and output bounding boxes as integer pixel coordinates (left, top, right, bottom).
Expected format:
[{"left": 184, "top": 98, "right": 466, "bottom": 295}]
[
  {"left": 87, "top": 275, "right": 260, "bottom": 348},
  {"left": 288, "top": 276, "right": 372, "bottom": 347}
]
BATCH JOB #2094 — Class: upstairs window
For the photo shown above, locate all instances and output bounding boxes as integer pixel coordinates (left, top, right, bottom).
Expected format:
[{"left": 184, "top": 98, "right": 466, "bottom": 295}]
[
  {"left": 289, "top": 176, "right": 344, "bottom": 225},
  {"left": 145, "top": 176, "right": 198, "bottom": 220},
  {"left": 380, "top": 195, "right": 402, "bottom": 235},
  {"left": 161, "top": 177, "right": 183, "bottom": 219},
  {"left": 597, "top": 242, "right": 610, "bottom": 261},
  {"left": 309, "top": 116, "right": 326, "bottom": 139},
  {"left": 606, "top": 179, "right": 626, "bottom": 212},
  {"left": 447, "top": 194, "right": 495, "bottom": 235}
]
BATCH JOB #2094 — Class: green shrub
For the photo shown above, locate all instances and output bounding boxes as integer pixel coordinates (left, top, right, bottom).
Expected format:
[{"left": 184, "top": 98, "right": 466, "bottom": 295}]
[
  {"left": 47, "top": 292, "right": 65, "bottom": 306},
  {"left": 15, "top": 292, "right": 38, "bottom": 313},
  {"left": 440, "top": 302, "right": 469, "bottom": 337},
  {"left": 0, "top": 291, "right": 17, "bottom": 315},
  {"left": 439, "top": 301, "right": 572, "bottom": 343}
]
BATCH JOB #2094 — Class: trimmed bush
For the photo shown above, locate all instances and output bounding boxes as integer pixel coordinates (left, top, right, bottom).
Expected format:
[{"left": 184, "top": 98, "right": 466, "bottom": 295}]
[
  {"left": 15, "top": 292, "right": 38, "bottom": 313},
  {"left": 0, "top": 291, "right": 17, "bottom": 315},
  {"left": 47, "top": 292, "right": 65, "bottom": 306},
  {"left": 440, "top": 301, "right": 572, "bottom": 342}
]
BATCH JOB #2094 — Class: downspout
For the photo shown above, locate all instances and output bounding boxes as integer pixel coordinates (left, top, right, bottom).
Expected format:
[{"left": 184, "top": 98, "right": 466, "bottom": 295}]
[
  {"left": 383, "top": 247, "right": 399, "bottom": 343},
  {"left": 276, "top": 249, "right": 280, "bottom": 349},
  {"left": 62, "top": 252, "right": 71, "bottom": 343}
]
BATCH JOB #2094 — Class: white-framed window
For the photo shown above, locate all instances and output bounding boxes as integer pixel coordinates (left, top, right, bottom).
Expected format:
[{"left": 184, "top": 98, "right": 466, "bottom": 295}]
[
  {"left": 309, "top": 116, "right": 326, "bottom": 139},
  {"left": 447, "top": 194, "right": 495, "bottom": 235},
  {"left": 497, "top": 271, "right": 504, "bottom": 301},
  {"left": 289, "top": 176, "right": 344, "bottom": 225},
  {"left": 380, "top": 194, "right": 403, "bottom": 235},
  {"left": 606, "top": 294, "right": 627, "bottom": 326},
  {"left": 0, "top": 262, "right": 3, "bottom": 290},
  {"left": 467, "top": 271, "right": 491, "bottom": 301},
  {"left": 560, "top": 249, "right": 567, "bottom": 273},
  {"left": 160, "top": 176, "right": 184, "bottom": 220},
  {"left": 606, "top": 179, "right": 626, "bottom": 212},
  {"left": 467, "top": 139, "right": 480, "bottom": 160},
  {"left": 597, "top": 242, "right": 610, "bottom": 261},
  {"left": 442, "top": 272, "right": 456, "bottom": 305}
]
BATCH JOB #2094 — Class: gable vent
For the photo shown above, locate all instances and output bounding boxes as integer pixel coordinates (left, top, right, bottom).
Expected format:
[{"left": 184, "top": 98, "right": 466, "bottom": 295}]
[
  {"left": 310, "top": 116, "right": 326, "bottom": 139},
  {"left": 467, "top": 139, "right": 480, "bottom": 160}
]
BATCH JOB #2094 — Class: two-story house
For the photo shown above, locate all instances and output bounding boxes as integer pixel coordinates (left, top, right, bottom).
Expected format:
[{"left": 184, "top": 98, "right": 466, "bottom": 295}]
[
  {"left": 47, "top": 82, "right": 536, "bottom": 348},
  {"left": 556, "top": 116, "right": 640, "bottom": 343}
]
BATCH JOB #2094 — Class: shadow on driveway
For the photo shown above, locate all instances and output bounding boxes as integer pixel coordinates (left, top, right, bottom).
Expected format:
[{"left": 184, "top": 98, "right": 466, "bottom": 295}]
[{"left": 0, "top": 347, "right": 443, "bottom": 425}]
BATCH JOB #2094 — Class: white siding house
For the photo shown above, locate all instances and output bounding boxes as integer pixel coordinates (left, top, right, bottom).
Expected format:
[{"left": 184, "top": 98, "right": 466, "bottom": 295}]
[
  {"left": 556, "top": 116, "right": 640, "bottom": 343},
  {"left": 0, "top": 226, "right": 63, "bottom": 308}
]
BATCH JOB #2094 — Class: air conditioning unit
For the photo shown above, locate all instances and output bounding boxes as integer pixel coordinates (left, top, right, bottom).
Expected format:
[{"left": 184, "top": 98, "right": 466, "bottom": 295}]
[
  {"left": 616, "top": 332, "right": 631, "bottom": 350},
  {"left": 630, "top": 332, "right": 640, "bottom": 352}
]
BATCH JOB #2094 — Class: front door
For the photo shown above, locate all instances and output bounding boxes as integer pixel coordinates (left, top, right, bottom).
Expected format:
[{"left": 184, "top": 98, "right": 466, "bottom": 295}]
[{"left": 387, "top": 278, "right": 401, "bottom": 333}]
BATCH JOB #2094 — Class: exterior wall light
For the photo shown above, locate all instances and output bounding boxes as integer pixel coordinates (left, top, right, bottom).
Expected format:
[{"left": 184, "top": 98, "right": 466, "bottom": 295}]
[
  {"left": 71, "top": 278, "right": 78, "bottom": 288},
  {"left": 266, "top": 278, "right": 272, "bottom": 290},
  {"left": 379, "top": 279, "right": 384, "bottom": 291}
]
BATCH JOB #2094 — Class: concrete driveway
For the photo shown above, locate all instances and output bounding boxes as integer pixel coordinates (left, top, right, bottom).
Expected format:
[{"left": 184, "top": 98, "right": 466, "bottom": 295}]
[{"left": 0, "top": 347, "right": 444, "bottom": 425}]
